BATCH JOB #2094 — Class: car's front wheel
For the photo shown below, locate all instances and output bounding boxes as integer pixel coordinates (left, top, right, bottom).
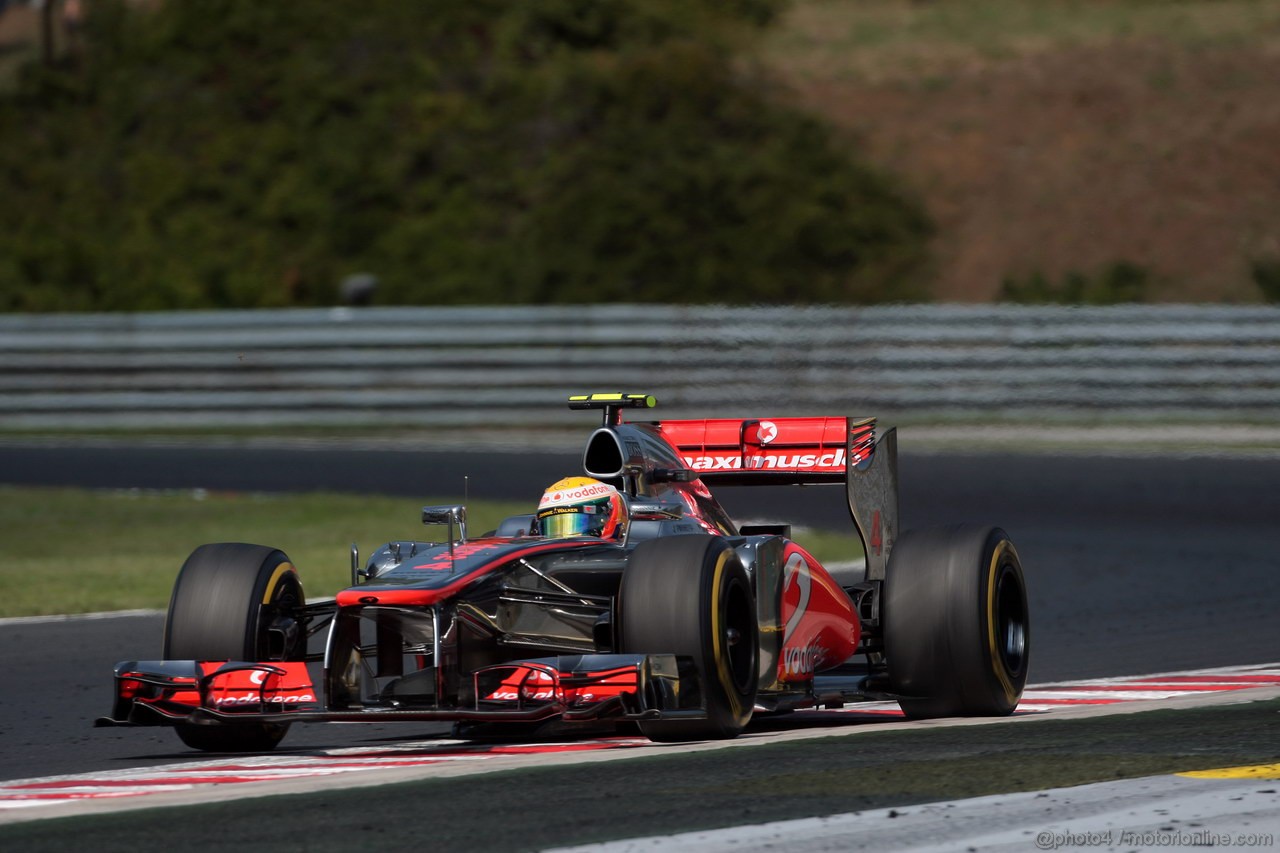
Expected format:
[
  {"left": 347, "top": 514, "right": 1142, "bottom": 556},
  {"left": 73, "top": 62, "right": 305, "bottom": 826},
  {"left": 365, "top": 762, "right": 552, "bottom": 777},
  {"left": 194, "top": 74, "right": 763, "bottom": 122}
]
[
  {"left": 620, "top": 535, "right": 758, "bottom": 741},
  {"left": 164, "top": 542, "right": 306, "bottom": 752}
]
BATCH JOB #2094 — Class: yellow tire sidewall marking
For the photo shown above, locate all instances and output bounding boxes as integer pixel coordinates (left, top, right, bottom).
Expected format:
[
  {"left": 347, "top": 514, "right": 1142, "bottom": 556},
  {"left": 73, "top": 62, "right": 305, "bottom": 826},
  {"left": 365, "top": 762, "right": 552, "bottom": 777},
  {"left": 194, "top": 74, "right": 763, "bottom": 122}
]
[
  {"left": 709, "top": 550, "right": 747, "bottom": 723},
  {"left": 987, "top": 540, "right": 1018, "bottom": 703},
  {"left": 262, "top": 562, "right": 295, "bottom": 605}
]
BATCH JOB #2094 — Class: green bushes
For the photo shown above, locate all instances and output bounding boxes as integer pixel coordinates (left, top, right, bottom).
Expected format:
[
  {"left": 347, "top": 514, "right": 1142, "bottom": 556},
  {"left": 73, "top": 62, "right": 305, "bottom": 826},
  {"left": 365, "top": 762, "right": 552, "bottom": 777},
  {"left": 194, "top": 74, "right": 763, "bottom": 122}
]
[
  {"left": 0, "top": 0, "right": 932, "bottom": 311},
  {"left": 1000, "top": 262, "right": 1153, "bottom": 305},
  {"left": 1253, "top": 259, "right": 1280, "bottom": 303}
]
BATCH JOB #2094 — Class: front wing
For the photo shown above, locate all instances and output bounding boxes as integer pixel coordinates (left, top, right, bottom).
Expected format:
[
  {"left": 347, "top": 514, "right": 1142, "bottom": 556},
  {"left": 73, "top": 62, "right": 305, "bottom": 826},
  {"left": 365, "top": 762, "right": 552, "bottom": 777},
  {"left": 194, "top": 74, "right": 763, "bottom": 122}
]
[{"left": 95, "top": 654, "right": 706, "bottom": 730}]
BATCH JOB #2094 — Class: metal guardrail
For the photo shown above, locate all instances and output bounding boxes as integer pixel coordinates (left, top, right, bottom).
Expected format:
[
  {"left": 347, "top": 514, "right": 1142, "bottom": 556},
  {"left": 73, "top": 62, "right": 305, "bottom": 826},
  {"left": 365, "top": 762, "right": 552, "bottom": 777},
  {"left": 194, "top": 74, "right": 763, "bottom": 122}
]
[{"left": 2, "top": 305, "right": 1278, "bottom": 429}]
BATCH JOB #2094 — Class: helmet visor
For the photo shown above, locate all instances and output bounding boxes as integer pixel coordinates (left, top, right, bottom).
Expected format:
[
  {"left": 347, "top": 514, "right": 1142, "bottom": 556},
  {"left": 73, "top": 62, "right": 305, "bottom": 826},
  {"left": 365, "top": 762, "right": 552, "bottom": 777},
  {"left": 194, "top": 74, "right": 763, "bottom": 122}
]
[{"left": 537, "top": 498, "right": 612, "bottom": 538}]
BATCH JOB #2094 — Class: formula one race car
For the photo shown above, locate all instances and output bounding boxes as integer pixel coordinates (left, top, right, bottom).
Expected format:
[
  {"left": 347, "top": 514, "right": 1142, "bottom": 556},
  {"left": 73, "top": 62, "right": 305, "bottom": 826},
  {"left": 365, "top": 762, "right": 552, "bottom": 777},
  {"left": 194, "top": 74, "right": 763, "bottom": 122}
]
[{"left": 98, "top": 394, "right": 1030, "bottom": 751}]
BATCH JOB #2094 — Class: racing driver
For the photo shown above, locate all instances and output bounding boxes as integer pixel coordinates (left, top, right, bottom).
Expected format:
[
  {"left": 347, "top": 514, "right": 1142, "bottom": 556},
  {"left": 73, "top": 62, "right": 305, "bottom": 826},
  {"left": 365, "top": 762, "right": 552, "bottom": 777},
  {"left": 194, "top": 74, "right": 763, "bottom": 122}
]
[{"left": 535, "top": 476, "right": 628, "bottom": 541}]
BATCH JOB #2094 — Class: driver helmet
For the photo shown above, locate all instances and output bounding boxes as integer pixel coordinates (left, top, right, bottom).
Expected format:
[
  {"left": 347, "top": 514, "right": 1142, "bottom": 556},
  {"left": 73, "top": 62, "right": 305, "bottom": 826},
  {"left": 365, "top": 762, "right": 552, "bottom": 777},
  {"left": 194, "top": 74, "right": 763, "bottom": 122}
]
[{"left": 536, "top": 476, "right": 628, "bottom": 540}]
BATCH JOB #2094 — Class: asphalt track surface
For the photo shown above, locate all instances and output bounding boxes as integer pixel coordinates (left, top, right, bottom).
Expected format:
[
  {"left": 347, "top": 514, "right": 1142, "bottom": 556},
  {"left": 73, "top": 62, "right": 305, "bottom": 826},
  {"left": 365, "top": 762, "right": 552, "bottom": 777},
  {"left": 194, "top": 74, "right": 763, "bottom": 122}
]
[
  {"left": 4, "top": 441, "right": 1278, "bottom": 682},
  {"left": 5, "top": 695, "right": 1280, "bottom": 852},
  {"left": 1, "top": 442, "right": 1279, "bottom": 834}
]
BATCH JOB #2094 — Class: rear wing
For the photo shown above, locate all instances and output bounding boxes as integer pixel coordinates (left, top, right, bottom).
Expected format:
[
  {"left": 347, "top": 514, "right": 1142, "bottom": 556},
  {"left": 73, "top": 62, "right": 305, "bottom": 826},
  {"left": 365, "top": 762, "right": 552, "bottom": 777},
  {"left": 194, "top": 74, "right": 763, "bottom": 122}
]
[
  {"left": 567, "top": 395, "right": 900, "bottom": 579},
  {"left": 659, "top": 417, "right": 862, "bottom": 484},
  {"left": 658, "top": 416, "right": 899, "bottom": 580}
]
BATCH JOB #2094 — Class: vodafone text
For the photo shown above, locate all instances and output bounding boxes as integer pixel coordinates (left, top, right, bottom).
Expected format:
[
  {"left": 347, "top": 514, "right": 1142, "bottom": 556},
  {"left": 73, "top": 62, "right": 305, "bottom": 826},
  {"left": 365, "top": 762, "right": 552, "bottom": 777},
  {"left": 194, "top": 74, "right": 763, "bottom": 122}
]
[{"left": 213, "top": 693, "right": 316, "bottom": 706}]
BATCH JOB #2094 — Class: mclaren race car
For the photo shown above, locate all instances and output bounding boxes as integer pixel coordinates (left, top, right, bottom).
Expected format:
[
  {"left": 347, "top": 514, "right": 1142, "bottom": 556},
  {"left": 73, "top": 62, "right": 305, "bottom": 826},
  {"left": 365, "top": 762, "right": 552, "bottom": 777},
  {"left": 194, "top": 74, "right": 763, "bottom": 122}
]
[{"left": 98, "top": 393, "right": 1030, "bottom": 751}]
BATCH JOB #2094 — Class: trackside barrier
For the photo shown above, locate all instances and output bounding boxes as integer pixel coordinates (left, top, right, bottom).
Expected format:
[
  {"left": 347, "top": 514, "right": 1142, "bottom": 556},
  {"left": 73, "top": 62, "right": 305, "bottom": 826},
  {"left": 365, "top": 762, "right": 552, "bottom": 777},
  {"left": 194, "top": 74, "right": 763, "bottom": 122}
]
[{"left": 1, "top": 305, "right": 1278, "bottom": 429}]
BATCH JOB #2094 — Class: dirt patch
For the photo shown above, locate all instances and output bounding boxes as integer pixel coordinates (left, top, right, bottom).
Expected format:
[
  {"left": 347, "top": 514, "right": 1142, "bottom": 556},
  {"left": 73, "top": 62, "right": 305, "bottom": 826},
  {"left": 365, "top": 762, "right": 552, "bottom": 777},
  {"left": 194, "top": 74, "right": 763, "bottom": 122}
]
[
  {"left": 764, "top": 3, "right": 1280, "bottom": 302},
  {"left": 0, "top": 5, "right": 33, "bottom": 44},
  {"left": 0, "top": 5, "right": 40, "bottom": 85}
]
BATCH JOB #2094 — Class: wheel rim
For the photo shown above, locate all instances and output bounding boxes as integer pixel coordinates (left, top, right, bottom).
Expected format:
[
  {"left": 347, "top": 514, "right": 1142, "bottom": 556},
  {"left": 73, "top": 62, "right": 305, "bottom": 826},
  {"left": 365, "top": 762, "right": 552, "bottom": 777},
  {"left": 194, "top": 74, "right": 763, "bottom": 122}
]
[
  {"left": 722, "top": 577, "right": 756, "bottom": 693},
  {"left": 993, "top": 564, "right": 1027, "bottom": 678},
  {"left": 259, "top": 573, "right": 305, "bottom": 661}
]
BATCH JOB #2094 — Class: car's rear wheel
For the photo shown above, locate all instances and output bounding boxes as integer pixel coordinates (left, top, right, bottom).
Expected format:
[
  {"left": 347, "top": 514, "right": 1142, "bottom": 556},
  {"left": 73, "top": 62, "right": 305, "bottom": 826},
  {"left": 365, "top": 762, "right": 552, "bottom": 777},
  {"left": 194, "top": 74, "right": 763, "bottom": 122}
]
[
  {"left": 883, "top": 526, "right": 1029, "bottom": 718},
  {"left": 620, "top": 535, "right": 758, "bottom": 741},
  {"left": 164, "top": 543, "right": 306, "bottom": 752}
]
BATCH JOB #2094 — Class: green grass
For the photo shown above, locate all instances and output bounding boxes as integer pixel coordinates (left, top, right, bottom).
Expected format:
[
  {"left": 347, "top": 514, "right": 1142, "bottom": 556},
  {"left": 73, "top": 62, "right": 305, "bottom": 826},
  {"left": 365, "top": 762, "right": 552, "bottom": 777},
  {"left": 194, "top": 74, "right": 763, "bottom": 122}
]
[
  {"left": 0, "top": 486, "right": 863, "bottom": 618},
  {"left": 0, "top": 486, "right": 527, "bottom": 617},
  {"left": 763, "top": 0, "right": 1280, "bottom": 83}
]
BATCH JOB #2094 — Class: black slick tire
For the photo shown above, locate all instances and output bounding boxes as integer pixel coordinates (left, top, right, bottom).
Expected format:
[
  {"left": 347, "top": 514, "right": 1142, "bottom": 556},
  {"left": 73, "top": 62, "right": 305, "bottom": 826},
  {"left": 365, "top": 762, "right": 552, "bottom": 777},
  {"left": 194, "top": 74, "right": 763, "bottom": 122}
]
[
  {"left": 164, "top": 543, "right": 306, "bottom": 752},
  {"left": 883, "top": 526, "right": 1029, "bottom": 719},
  {"left": 620, "top": 535, "right": 758, "bottom": 741}
]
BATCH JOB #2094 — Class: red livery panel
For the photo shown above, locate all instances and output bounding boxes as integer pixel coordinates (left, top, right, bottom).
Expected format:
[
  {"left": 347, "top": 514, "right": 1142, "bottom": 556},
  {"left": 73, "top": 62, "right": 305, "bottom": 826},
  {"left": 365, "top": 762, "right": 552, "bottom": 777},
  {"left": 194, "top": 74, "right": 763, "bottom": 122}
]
[
  {"left": 201, "top": 662, "right": 320, "bottom": 712},
  {"left": 659, "top": 417, "right": 864, "bottom": 475},
  {"left": 113, "top": 661, "right": 319, "bottom": 721},
  {"left": 777, "top": 543, "right": 860, "bottom": 683},
  {"left": 479, "top": 662, "right": 643, "bottom": 707}
]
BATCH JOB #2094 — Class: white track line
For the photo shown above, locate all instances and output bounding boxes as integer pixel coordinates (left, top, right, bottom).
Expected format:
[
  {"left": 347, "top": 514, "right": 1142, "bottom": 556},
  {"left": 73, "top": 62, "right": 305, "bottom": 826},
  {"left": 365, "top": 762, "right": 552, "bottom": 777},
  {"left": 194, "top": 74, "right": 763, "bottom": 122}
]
[
  {"left": 3, "top": 663, "right": 1279, "bottom": 820},
  {"left": 0, "top": 609, "right": 162, "bottom": 627},
  {"left": 543, "top": 774, "right": 1280, "bottom": 853}
]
